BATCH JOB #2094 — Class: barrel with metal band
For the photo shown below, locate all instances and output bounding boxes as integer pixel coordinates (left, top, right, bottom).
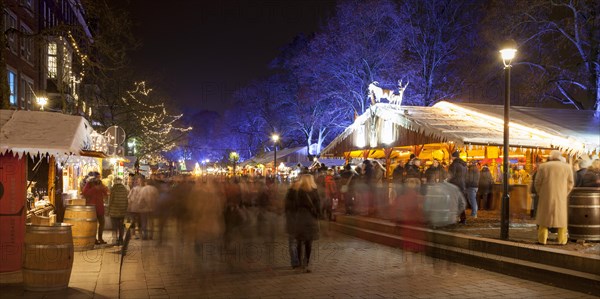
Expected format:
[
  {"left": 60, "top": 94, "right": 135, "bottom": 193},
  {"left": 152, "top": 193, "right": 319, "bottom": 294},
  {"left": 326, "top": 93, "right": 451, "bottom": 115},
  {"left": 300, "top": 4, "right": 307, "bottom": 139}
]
[
  {"left": 568, "top": 187, "right": 600, "bottom": 241},
  {"left": 63, "top": 205, "right": 97, "bottom": 251}
]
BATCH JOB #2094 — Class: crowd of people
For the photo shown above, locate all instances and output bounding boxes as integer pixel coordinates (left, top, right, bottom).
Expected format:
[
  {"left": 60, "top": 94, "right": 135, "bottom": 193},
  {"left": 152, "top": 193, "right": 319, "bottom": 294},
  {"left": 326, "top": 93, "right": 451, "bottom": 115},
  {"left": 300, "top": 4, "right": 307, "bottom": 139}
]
[{"left": 77, "top": 150, "right": 600, "bottom": 272}]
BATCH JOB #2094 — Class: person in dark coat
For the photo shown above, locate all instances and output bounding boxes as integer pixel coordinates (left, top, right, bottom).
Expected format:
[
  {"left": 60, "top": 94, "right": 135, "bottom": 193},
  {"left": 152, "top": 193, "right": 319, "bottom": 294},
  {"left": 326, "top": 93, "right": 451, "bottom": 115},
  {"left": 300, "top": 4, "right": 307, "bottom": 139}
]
[
  {"left": 465, "top": 162, "right": 481, "bottom": 218},
  {"left": 108, "top": 177, "right": 129, "bottom": 245},
  {"left": 339, "top": 164, "right": 357, "bottom": 215},
  {"left": 288, "top": 174, "right": 321, "bottom": 273},
  {"left": 448, "top": 151, "right": 467, "bottom": 224},
  {"left": 580, "top": 159, "right": 600, "bottom": 187},
  {"left": 404, "top": 154, "right": 422, "bottom": 182},
  {"left": 477, "top": 165, "right": 494, "bottom": 210},
  {"left": 424, "top": 159, "right": 447, "bottom": 184},
  {"left": 284, "top": 179, "right": 301, "bottom": 269},
  {"left": 575, "top": 159, "right": 592, "bottom": 187}
]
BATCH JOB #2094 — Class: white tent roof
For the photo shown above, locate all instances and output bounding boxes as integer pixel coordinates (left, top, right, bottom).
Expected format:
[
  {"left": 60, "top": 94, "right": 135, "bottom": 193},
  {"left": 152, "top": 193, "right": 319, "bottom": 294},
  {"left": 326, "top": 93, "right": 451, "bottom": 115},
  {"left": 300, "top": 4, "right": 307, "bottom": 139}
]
[
  {"left": 240, "top": 146, "right": 309, "bottom": 167},
  {"left": 0, "top": 110, "right": 94, "bottom": 159},
  {"left": 323, "top": 101, "right": 600, "bottom": 156}
]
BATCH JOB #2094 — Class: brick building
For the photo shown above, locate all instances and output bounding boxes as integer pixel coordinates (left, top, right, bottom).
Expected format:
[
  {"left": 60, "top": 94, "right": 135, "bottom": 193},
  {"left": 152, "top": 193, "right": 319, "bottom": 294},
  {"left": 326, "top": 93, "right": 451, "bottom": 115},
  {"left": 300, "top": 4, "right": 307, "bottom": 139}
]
[{"left": 3, "top": 0, "right": 92, "bottom": 113}]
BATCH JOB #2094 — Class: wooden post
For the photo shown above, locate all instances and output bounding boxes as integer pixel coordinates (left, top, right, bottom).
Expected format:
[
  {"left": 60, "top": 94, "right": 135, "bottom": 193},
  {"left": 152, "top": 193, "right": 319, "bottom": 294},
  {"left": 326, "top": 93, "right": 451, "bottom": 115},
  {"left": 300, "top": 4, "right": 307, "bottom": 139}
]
[
  {"left": 383, "top": 148, "right": 393, "bottom": 179},
  {"left": 47, "top": 156, "right": 55, "bottom": 205}
]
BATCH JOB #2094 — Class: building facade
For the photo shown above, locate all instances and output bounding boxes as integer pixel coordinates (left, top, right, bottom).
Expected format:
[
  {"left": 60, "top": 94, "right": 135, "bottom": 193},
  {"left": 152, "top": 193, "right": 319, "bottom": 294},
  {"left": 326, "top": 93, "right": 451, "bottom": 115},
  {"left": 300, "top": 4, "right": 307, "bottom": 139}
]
[{"left": 3, "top": 0, "right": 91, "bottom": 113}]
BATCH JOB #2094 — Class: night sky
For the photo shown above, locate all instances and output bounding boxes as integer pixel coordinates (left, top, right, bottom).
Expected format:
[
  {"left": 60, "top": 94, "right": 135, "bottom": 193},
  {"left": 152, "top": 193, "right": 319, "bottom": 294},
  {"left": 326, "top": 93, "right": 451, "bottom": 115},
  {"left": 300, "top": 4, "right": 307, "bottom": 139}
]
[{"left": 118, "top": 0, "right": 336, "bottom": 114}]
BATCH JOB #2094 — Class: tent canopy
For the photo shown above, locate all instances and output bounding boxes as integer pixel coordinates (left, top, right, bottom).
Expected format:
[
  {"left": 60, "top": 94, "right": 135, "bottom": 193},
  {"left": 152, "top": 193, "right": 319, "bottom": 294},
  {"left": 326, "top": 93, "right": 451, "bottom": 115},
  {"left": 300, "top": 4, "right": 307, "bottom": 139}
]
[
  {"left": 323, "top": 101, "right": 600, "bottom": 156},
  {"left": 0, "top": 110, "right": 94, "bottom": 159}
]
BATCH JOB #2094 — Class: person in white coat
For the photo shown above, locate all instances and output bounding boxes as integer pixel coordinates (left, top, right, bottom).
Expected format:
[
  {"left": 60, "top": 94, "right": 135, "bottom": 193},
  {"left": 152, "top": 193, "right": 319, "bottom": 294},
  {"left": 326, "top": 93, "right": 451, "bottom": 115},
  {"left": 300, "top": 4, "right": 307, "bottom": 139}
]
[{"left": 534, "top": 150, "right": 574, "bottom": 245}]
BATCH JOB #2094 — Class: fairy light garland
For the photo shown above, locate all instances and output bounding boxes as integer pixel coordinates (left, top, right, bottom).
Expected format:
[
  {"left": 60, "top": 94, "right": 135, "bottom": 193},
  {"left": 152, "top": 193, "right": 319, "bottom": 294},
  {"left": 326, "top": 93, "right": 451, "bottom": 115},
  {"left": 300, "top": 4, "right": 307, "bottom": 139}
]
[{"left": 123, "top": 82, "right": 192, "bottom": 161}]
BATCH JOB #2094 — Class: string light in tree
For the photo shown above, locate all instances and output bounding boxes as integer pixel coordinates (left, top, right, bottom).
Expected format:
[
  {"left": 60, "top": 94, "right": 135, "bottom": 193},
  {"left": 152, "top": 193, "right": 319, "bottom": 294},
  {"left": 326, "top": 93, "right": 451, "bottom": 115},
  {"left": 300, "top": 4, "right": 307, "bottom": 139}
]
[{"left": 122, "top": 82, "right": 193, "bottom": 161}]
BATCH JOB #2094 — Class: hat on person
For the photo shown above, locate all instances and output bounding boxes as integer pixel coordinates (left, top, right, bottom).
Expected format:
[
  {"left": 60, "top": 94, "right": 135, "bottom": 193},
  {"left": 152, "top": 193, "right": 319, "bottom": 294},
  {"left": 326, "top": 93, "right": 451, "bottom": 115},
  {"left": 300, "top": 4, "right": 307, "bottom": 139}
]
[
  {"left": 579, "top": 159, "right": 592, "bottom": 168},
  {"left": 409, "top": 154, "right": 416, "bottom": 159},
  {"left": 114, "top": 177, "right": 123, "bottom": 183},
  {"left": 452, "top": 151, "right": 460, "bottom": 158}
]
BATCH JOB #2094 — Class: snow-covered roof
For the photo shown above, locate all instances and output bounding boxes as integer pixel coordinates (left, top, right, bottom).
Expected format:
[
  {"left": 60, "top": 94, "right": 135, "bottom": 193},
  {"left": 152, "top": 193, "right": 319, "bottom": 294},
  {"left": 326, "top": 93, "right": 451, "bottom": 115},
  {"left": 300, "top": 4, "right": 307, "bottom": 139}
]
[
  {"left": 323, "top": 101, "right": 600, "bottom": 156},
  {"left": 0, "top": 110, "right": 94, "bottom": 159}
]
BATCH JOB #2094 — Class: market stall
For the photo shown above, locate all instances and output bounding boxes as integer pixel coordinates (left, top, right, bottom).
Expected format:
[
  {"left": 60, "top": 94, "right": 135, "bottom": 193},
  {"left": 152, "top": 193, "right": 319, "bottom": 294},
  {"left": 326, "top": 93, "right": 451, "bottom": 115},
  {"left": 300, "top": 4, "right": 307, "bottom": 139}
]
[
  {"left": 0, "top": 109, "right": 105, "bottom": 273},
  {"left": 322, "top": 101, "right": 600, "bottom": 216}
]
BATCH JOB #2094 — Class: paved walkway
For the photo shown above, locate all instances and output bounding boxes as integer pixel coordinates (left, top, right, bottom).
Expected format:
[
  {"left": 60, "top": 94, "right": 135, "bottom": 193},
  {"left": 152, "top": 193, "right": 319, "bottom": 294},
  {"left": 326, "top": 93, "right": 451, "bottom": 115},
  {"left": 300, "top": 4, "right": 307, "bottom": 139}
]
[{"left": 1, "top": 218, "right": 595, "bottom": 299}]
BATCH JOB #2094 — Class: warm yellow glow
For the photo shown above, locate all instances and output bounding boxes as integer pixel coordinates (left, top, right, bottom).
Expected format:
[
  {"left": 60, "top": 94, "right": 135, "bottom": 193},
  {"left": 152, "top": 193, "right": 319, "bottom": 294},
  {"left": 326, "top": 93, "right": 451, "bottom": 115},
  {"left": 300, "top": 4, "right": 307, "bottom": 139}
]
[
  {"left": 272, "top": 134, "right": 279, "bottom": 142},
  {"left": 500, "top": 48, "right": 516, "bottom": 61},
  {"left": 434, "top": 101, "right": 584, "bottom": 153},
  {"left": 36, "top": 97, "right": 48, "bottom": 110}
]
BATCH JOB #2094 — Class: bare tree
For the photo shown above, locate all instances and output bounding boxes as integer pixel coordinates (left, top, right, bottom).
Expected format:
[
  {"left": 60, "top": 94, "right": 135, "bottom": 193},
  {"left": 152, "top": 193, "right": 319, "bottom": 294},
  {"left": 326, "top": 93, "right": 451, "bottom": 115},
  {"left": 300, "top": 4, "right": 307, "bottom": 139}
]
[{"left": 508, "top": 0, "right": 599, "bottom": 110}]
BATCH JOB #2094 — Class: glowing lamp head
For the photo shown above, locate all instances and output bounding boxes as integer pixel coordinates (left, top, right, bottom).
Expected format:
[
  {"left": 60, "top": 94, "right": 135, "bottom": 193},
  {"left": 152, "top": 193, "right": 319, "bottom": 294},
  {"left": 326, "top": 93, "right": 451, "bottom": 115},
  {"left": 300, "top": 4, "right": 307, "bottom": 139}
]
[
  {"left": 36, "top": 97, "right": 48, "bottom": 110},
  {"left": 499, "top": 39, "right": 517, "bottom": 67},
  {"left": 272, "top": 134, "right": 279, "bottom": 142}
]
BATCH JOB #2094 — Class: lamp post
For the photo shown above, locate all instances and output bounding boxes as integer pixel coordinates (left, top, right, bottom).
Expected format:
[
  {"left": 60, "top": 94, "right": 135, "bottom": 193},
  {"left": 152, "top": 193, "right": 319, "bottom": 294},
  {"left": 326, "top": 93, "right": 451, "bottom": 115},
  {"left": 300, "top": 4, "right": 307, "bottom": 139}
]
[
  {"left": 499, "top": 40, "right": 517, "bottom": 240},
  {"left": 272, "top": 134, "right": 279, "bottom": 177},
  {"left": 230, "top": 152, "right": 239, "bottom": 177}
]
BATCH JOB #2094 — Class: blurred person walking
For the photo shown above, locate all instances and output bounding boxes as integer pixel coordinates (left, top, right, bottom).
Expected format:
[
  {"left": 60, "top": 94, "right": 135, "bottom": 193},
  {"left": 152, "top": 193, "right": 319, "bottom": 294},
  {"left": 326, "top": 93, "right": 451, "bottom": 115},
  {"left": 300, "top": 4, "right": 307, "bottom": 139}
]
[
  {"left": 323, "top": 169, "right": 338, "bottom": 221},
  {"left": 107, "top": 177, "right": 129, "bottom": 246},
  {"left": 284, "top": 179, "right": 301, "bottom": 269},
  {"left": 477, "top": 165, "right": 494, "bottom": 210},
  {"left": 288, "top": 174, "right": 321, "bottom": 273},
  {"left": 534, "top": 150, "right": 574, "bottom": 245},
  {"left": 575, "top": 159, "right": 593, "bottom": 187}
]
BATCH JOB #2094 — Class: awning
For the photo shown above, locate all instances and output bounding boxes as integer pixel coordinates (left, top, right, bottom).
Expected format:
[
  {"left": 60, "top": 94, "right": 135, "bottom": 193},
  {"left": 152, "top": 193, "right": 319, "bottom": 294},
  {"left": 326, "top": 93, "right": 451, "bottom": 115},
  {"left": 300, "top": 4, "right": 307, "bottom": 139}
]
[
  {"left": 1, "top": 110, "right": 96, "bottom": 160},
  {"left": 323, "top": 101, "right": 600, "bottom": 156}
]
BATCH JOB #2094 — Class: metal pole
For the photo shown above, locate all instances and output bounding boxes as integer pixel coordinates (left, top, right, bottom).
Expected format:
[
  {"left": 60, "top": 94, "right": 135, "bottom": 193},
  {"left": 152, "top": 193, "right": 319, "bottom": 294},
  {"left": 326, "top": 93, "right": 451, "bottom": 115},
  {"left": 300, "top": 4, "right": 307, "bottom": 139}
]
[
  {"left": 501, "top": 65, "right": 511, "bottom": 240},
  {"left": 274, "top": 145, "right": 277, "bottom": 177}
]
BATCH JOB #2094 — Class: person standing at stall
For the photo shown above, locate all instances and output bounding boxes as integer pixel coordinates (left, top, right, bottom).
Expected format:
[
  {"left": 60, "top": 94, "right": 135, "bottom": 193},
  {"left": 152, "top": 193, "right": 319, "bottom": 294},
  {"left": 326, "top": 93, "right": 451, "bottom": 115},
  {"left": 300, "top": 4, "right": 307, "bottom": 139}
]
[
  {"left": 534, "top": 150, "right": 574, "bottom": 245},
  {"left": 465, "top": 161, "right": 480, "bottom": 219},
  {"left": 82, "top": 173, "right": 109, "bottom": 245},
  {"left": 448, "top": 151, "right": 468, "bottom": 224},
  {"left": 477, "top": 165, "right": 494, "bottom": 210}
]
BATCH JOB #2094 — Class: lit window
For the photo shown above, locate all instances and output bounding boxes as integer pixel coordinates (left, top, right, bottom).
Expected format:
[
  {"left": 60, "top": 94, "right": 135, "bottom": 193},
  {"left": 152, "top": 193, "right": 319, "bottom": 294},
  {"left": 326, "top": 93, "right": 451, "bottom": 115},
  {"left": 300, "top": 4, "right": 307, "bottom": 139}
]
[
  {"left": 48, "top": 42, "right": 57, "bottom": 78},
  {"left": 7, "top": 70, "right": 17, "bottom": 106}
]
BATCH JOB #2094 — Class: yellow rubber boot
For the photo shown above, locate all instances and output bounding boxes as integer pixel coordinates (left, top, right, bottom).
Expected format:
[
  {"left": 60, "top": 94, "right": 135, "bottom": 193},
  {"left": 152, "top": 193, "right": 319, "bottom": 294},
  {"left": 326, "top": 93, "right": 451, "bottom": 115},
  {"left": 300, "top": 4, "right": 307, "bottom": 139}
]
[
  {"left": 557, "top": 227, "right": 568, "bottom": 245},
  {"left": 537, "top": 226, "right": 548, "bottom": 244}
]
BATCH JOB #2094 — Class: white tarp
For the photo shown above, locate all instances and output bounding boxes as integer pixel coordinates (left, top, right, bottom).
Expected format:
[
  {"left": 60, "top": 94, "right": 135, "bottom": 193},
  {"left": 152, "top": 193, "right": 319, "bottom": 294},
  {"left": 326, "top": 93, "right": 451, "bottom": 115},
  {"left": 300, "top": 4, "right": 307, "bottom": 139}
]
[{"left": 0, "top": 110, "right": 93, "bottom": 159}]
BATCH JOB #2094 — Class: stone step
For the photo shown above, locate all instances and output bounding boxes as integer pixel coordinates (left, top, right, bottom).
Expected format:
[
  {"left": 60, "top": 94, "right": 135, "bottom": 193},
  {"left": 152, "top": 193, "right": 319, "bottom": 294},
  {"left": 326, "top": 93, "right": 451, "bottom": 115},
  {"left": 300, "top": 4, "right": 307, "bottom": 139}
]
[{"left": 330, "top": 216, "right": 600, "bottom": 296}]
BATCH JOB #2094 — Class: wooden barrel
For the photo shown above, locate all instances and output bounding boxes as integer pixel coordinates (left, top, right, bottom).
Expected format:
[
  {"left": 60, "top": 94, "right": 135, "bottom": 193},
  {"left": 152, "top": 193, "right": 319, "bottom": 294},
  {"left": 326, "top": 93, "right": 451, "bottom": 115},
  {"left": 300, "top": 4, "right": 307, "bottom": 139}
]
[
  {"left": 568, "top": 187, "right": 600, "bottom": 241},
  {"left": 64, "top": 205, "right": 97, "bottom": 251},
  {"left": 23, "top": 223, "right": 74, "bottom": 291}
]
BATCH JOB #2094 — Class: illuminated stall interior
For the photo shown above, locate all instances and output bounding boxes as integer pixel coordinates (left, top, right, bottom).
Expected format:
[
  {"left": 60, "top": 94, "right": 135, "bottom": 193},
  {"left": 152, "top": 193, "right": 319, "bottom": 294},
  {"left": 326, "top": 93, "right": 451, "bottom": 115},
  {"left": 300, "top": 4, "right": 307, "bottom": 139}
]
[
  {"left": 323, "top": 101, "right": 599, "bottom": 181},
  {"left": 322, "top": 101, "right": 599, "bottom": 215}
]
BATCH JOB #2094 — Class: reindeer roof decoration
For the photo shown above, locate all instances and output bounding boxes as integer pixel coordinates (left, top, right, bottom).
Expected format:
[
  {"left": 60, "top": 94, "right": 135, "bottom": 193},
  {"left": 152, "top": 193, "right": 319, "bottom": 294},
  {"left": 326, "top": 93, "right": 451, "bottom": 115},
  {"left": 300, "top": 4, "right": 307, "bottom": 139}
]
[{"left": 368, "top": 80, "right": 409, "bottom": 106}]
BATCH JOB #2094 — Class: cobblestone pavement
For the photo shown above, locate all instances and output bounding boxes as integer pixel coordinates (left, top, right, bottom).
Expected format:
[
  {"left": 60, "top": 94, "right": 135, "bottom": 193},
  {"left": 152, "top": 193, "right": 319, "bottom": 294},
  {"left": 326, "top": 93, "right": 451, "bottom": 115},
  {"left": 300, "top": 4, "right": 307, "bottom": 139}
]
[{"left": 1, "top": 218, "right": 595, "bottom": 299}]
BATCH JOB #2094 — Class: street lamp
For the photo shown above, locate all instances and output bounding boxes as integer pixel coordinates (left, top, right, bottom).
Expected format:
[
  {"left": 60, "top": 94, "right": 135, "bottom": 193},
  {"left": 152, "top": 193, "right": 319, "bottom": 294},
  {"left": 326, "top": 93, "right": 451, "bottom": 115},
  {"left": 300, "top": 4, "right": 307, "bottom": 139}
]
[
  {"left": 272, "top": 134, "right": 279, "bottom": 177},
  {"left": 230, "top": 152, "right": 239, "bottom": 177},
  {"left": 36, "top": 97, "right": 48, "bottom": 111},
  {"left": 499, "top": 40, "right": 517, "bottom": 240}
]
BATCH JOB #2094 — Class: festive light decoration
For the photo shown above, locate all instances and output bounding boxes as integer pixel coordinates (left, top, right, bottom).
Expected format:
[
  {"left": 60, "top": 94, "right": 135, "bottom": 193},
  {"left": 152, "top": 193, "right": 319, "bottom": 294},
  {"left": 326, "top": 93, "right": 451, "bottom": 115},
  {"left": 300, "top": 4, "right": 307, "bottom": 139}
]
[{"left": 122, "top": 82, "right": 192, "bottom": 161}]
